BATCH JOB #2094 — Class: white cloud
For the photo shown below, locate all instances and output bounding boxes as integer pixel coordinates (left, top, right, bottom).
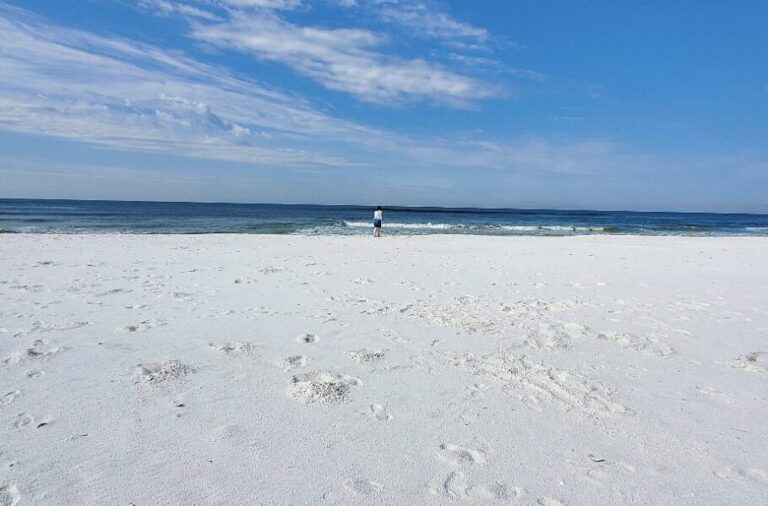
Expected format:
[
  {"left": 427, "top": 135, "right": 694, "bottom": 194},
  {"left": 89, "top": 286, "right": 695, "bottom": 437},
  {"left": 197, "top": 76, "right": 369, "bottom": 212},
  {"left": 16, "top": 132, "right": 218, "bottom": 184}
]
[
  {"left": 375, "top": 1, "right": 488, "bottom": 45},
  {"left": 141, "top": 0, "right": 303, "bottom": 15},
  {"left": 217, "top": 0, "right": 303, "bottom": 9},
  {"left": 133, "top": 0, "right": 502, "bottom": 104},
  {"left": 325, "top": 0, "right": 490, "bottom": 48},
  {"left": 138, "top": 0, "right": 222, "bottom": 20},
  {"left": 191, "top": 12, "right": 499, "bottom": 105},
  {"left": 327, "top": 0, "right": 358, "bottom": 6},
  {"left": 0, "top": 7, "right": 381, "bottom": 167}
]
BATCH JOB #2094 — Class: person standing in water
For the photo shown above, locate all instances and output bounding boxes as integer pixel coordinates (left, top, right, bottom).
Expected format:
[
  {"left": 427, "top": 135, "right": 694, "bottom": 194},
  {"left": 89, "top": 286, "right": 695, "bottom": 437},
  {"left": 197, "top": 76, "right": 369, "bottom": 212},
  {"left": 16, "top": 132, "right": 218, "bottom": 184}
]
[{"left": 373, "top": 206, "right": 383, "bottom": 237}]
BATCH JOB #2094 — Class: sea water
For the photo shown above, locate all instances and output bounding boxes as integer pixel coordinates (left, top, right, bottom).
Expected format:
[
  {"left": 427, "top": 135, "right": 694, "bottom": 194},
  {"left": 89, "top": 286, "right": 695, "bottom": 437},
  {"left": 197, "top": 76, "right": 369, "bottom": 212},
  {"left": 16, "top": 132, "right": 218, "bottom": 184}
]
[{"left": 1, "top": 199, "right": 767, "bottom": 236}]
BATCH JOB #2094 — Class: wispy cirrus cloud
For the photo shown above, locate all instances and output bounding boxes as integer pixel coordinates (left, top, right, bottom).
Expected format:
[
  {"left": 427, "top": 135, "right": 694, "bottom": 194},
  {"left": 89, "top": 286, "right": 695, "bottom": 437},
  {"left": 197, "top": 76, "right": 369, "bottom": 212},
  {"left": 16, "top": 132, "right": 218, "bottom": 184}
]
[
  {"left": 137, "top": 0, "right": 223, "bottom": 21},
  {"left": 190, "top": 11, "right": 500, "bottom": 105},
  {"left": 374, "top": 1, "right": 489, "bottom": 46},
  {"left": 0, "top": 5, "right": 381, "bottom": 167},
  {"left": 221, "top": 0, "right": 303, "bottom": 8},
  {"left": 140, "top": 0, "right": 300, "bottom": 15},
  {"left": 135, "top": 0, "right": 503, "bottom": 105},
  {"left": 324, "top": 0, "right": 489, "bottom": 46}
]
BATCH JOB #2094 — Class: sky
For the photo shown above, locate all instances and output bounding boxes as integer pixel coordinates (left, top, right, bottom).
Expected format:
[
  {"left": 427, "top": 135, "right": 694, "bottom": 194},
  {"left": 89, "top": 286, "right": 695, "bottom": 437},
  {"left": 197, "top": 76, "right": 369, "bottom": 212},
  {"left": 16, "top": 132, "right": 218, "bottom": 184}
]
[{"left": 0, "top": 0, "right": 767, "bottom": 212}]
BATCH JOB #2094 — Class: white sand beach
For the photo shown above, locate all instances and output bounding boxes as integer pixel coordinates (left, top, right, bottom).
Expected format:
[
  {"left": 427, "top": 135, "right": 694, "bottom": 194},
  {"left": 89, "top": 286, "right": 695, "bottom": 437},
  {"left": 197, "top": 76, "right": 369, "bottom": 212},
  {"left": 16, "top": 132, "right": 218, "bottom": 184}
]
[{"left": 1, "top": 234, "right": 767, "bottom": 505}]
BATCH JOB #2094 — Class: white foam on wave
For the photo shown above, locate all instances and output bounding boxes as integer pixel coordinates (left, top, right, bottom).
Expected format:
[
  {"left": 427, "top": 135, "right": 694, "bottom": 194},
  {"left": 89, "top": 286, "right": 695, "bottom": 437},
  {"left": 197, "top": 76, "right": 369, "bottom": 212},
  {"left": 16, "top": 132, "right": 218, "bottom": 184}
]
[
  {"left": 343, "top": 221, "right": 607, "bottom": 232},
  {"left": 500, "top": 225, "right": 607, "bottom": 232},
  {"left": 344, "top": 221, "right": 453, "bottom": 229}
]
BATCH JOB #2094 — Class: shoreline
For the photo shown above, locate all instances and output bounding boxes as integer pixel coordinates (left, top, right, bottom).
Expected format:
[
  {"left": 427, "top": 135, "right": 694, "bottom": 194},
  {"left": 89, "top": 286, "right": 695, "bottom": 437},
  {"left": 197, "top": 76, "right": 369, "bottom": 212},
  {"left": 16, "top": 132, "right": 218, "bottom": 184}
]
[{"left": 4, "top": 232, "right": 768, "bottom": 238}]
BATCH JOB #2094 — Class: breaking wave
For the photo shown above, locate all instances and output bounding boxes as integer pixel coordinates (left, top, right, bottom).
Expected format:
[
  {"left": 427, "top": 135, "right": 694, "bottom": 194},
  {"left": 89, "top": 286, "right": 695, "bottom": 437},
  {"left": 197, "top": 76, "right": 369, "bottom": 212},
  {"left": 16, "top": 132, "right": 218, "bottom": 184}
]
[{"left": 341, "top": 221, "right": 615, "bottom": 234}]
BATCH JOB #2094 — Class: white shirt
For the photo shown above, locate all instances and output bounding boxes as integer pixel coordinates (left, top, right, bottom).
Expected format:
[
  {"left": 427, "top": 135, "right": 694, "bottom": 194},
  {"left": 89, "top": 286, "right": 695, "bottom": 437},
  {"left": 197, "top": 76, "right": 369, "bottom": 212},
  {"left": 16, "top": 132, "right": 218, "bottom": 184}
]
[{"left": 374, "top": 210, "right": 383, "bottom": 220}]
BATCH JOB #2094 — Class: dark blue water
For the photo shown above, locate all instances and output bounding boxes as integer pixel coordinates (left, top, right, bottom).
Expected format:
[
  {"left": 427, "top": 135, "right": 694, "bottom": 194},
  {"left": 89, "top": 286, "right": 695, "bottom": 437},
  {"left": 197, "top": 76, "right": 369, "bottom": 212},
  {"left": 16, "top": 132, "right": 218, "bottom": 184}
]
[{"left": 1, "top": 198, "right": 767, "bottom": 236}]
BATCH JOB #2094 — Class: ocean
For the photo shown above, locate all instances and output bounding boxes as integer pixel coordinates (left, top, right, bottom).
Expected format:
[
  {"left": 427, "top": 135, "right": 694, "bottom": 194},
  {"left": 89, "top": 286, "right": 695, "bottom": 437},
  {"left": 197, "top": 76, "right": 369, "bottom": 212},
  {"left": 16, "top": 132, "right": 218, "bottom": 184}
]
[{"left": 1, "top": 198, "right": 767, "bottom": 236}]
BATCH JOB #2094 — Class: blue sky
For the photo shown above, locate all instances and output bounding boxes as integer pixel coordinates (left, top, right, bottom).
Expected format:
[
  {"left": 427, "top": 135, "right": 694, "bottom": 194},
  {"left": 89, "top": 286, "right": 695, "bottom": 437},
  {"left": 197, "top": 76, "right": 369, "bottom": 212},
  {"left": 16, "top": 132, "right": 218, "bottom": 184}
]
[{"left": 0, "top": 0, "right": 766, "bottom": 212}]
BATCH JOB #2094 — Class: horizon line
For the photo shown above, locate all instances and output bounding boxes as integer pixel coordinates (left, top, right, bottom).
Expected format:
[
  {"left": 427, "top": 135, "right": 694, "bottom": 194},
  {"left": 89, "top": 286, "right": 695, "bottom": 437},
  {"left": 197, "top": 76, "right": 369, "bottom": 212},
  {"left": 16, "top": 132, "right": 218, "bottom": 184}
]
[{"left": 1, "top": 196, "right": 767, "bottom": 217}]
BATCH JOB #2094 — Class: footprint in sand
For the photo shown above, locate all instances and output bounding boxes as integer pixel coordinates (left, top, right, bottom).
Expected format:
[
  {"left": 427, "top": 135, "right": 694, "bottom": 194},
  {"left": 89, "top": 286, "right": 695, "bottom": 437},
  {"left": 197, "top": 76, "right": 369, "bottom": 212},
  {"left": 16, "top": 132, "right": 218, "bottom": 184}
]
[
  {"left": 209, "top": 341, "right": 258, "bottom": 355},
  {"left": 296, "top": 333, "right": 319, "bottom": 344},
  {"left": 430, "top": 472, "right": 519, "bottom": 501},
  {"left": 714, "top": 466, "right": 768, "bottom": 483},
  {"left": 468, "top": 481, "right": 521, "bottom": 501},
  {"left": 437, "top": 442, "right": 489, "bottom": 466},
  {"left": 277, "top": 355, "right": 306, "bottom": 371},
  {"left": 432, "top": 470, "right": 469, "bottom": 499},
  {"left": 134, "top": 360, "right": 196, "bottom": 384},
  {"left": 538, "top": 498, "right": 566, "bottom": 506},
  {"left": 9, "top": 284, "right": 44, "bottom": 293},
  {"left": 525, "top": 322, "right": 580, "bottom": 351},
  {"left": 96, "top": 288, "right": 132, "bottom": 297},
  {"left": 0, "top": 391, "right": 21, "bottom": 406},
  {"left": 12, "top": 413, "right": 33, "bottom": 429},
  {"left": 259, "top": 266, "right": 285, "bottom": 274},
  {"left": 464, "top": 383, "right": 488, "bottom": 400},
  {"left": 344, "top": 478, "right": 383, "bottom": 495},
  {"left": 33, "top": 320, "right": 91, "bottom": 332},
  {"left": 0, "top": 484, "right": 21, "bottom": 506},
  {"left": 732, "top": 352, "right": 767, "bottom": 373},
  {"left": 583, "top": 453, "right": 637, "bottom": 481},
  {"left": 346, "top": 349, "right": 385, "bottom": 363},
  {"left": 4, "top": 339, "right": 65, "bottom": 365},
  {"left": 596, "top": 331, "right": 675, "bottom": 357},
  {"left": 369, "top": 404, "right": 393, "bottom": 421},
  {"left": 119, "top": 319, "right": 166, "bottom": 333}
]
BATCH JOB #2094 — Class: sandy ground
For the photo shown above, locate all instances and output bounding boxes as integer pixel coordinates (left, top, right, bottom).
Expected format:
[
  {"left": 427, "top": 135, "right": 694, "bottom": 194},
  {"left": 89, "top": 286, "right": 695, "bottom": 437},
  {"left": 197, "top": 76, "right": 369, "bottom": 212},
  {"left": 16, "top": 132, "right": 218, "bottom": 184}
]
[{"left": 1, "top": 234, "right": 767, "bottom": 505}]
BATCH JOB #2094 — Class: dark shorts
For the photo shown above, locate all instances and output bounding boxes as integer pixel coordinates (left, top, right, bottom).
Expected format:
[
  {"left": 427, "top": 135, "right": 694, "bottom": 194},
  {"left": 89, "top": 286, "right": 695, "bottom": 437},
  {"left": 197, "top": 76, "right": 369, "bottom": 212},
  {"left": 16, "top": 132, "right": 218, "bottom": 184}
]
[{"left": 373, "top": 219, "right": 382, "bottom": 228}]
